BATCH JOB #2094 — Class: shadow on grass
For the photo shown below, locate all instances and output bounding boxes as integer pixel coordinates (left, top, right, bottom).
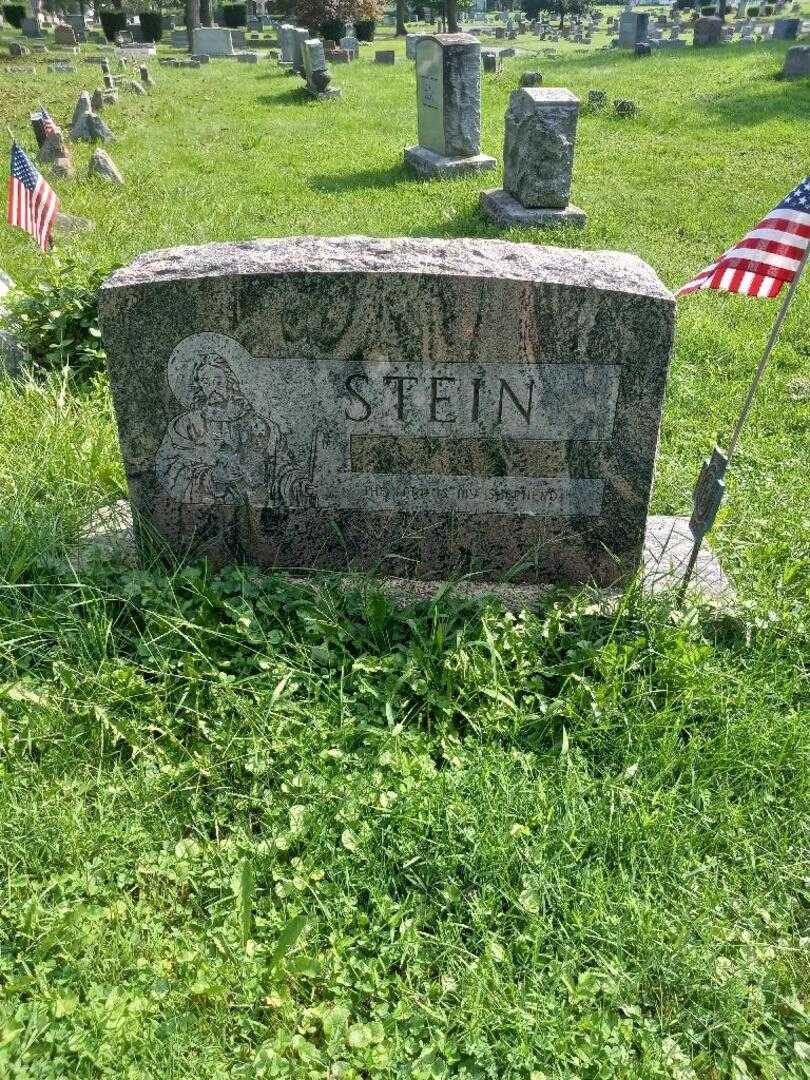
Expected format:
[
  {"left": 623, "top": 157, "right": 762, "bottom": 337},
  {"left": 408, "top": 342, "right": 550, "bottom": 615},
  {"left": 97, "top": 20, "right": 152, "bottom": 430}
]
[
  {"left": 256, "top": 87, "right": 311, "bottom": 107},
  {"left": 700, "top": 72, "right": 810, "bottom": 127},
  {"left": 309, "top": 163, "right": 411, "bottom": 193}
]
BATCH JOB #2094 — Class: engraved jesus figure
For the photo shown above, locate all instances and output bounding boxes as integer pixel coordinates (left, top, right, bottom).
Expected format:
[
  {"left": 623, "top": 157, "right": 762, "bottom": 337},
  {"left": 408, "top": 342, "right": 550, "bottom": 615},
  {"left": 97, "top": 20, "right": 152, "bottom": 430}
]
[{"left": 155, "top": 333, "right": 312, "bottom": 508}]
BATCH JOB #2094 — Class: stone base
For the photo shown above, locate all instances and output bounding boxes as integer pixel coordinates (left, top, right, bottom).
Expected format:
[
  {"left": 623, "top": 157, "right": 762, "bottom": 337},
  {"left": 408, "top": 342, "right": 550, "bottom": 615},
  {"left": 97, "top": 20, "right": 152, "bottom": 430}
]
[
  {"left": 480, "top": 188, "right": 587, "bottom": 228},
  {"left": 74, "top": 505, "right": 732, "bottom": 604},
  {"left": 307, "top": 86, "right": 341, "bottom": 98},
  {"left": 404, "top": 145, "right": 498, "bottom": 179},
  {"left": 277, "top": 59, "right": 294, "bottom": 67}
]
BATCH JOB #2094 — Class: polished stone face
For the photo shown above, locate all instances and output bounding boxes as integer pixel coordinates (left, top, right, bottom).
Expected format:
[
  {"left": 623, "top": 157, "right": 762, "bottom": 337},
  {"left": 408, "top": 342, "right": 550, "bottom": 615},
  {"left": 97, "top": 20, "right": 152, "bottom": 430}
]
[
  {"left": 415, "top": 38, "right": 445, "bottom": 154},
  {"left": 99, "top": 236, "right": 675, "bottom": 585}
]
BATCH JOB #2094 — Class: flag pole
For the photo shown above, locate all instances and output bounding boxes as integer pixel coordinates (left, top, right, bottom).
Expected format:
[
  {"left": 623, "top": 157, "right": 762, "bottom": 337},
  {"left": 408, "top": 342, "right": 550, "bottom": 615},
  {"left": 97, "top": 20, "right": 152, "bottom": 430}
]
[
  {"left": 727, "top": 245, "right": 810, "bottom": 461},
  {"left": 678, "top": 244, "right": 810, "bottom": 602}
]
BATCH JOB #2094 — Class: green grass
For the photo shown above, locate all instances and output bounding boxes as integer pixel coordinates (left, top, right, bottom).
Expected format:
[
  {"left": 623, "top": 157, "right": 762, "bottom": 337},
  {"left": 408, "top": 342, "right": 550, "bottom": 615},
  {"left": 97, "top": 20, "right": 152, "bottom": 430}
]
[{"left": 0, "top": 26, "right": 809, "bottom": 1079}]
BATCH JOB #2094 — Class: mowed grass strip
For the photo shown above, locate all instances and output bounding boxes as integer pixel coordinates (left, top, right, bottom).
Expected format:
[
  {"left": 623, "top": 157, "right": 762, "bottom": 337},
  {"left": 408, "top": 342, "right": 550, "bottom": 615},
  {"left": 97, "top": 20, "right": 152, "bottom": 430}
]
[{"left": 0, "top": 28, "right": 808, "bottom": 1079}]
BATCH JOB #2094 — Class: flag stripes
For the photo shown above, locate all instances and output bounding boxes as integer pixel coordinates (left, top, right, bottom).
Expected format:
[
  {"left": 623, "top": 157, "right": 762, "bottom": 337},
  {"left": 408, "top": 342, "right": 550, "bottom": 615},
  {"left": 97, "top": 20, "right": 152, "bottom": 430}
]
[
  {"left": 7, "top": 140, "right": 58, "bottom": 253},
  {"left": 676, "top": 177, "right": 810, "bottom": 299}
]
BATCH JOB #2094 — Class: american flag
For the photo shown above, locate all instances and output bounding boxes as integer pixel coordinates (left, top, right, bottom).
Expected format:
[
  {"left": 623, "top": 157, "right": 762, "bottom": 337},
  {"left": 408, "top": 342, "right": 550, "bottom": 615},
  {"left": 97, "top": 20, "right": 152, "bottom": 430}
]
[
  {"left": 7, "top": 141, "right": 59, "bottom": 253},
  {"left": 677, "top": 177, "right": 810, "bottom": 299},
  {"left": 37, "top": 107, "right": 59, "bottom": 138}
]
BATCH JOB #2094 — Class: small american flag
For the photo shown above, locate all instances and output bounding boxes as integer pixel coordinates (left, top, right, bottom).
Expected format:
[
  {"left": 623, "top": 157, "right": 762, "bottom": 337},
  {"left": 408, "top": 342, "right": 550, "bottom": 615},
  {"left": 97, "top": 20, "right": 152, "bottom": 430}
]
[
  {"left": 37, "top": 107, "right": 59, "bottom": 138},
  {"left": 7, "top": 141, "right": 59, "bottom": 253},
  {"left": 677, "top": 177, "right": 810, "bottom": 299}
]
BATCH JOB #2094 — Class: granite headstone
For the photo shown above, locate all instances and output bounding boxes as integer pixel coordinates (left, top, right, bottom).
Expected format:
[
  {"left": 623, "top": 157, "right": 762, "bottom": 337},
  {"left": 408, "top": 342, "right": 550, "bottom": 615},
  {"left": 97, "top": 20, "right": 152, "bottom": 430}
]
[
  {"left": 773, "top": 16, "right": 800, "bottom": 38},
  {"left": 404, "top": 34, "right": 496, "bottom": 178},
  {"left": 191, "top": 27, "right": 234, "bottom": 55},
  {"left": 783, "top": 44, "right": 810, "bottom": 77},
  {"left": 99, "top": 236, "right": 675, "bottom": 586},
  {"left": 694, "top": 16, "right": 722, "bottom": 45},
  {"left": 481, "top": 88, "right": 586, "bottom": 228},
  {"left": 302, "top": 38, "right": 340, "bottom": 96}
]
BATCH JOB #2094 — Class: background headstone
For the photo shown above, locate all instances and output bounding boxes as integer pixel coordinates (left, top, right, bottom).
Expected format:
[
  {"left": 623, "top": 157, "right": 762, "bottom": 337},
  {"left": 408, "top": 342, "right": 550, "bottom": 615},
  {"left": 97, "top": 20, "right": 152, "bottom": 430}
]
[
  {"left": 406, "top": 33, "right": 425, "bottom": 60},
  {"left": 89, "top": 147, "right": 124, "bottom": 183},
  {"left": 22, "top": 16, "right": 45, "bottom": 37},
  {"left": 339, "top": 33, "right": 359, "bottom": 57},
  {"left": 54, "top": 24, "right": 77, "bottom": 46},
  {"left": 773, "top": 17, "right": 800, "bottom": 38},
  {"left": 278, "top": 24, "right": 295, "bottom": 64},
  {"left": 783, "top": 44, "right": 810, "bottom": 77},
  {"left": 291, "top": 27, "right": 309, "bottom": 73},
  {"left": 618, "top": 10, "right": 648, "bottom": 46},
  {"left": 481, "top": 50, "right": 501, "bottom": 73},
  {"left": 404, "top": 34, "right": 496, "bottom": 178},
  {"left": 694, "top": 16, "right": 723, "bottom": 46},
  {"left": 302, "top": 38, "right": 340, "bottom": 97},
  {"left": 38, "top": 129, "right": 74, "bottom": 177},
  {"left": 481, "top": 87, "right": 586, "bottom": 228},
  {"left": 192, "top": 27, "right": 234, "bottom": 56}
]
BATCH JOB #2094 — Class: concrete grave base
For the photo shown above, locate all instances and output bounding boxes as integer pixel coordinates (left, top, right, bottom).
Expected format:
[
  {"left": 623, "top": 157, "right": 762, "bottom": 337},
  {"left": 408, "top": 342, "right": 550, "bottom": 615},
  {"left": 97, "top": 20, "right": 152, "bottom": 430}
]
[
  {"left": 74, "top": 503, "right": 732, "bottom": 604},
  {"left": 404, "top": 145, "right": 497, "bottom": 179},
  {"left": 480, "top": 188, "right": 587, "bottom": 228}
]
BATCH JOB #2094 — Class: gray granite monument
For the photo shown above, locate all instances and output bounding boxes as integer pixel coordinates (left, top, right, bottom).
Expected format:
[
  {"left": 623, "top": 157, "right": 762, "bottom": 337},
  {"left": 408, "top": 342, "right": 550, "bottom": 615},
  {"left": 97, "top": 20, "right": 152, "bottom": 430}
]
[
  {"left": 54, "top": 24, "right": 78, "bottom": 46},
  {"left": 291, "top": 27, "right": 309, "bottom": 74},
  {"left": 302, "top": 38, "right": 340, "bottom": 97},
  {"left": 783, "top": 44, "right": 810, "bottom": 77},
  {"left": 404, "top": 34, "right": 497, "bottom": 178},
  {"left": 693, "top": 16, "right": 722, "bottom": 46},
  {"left": 191, "top": 27, "right": 234, "bottom": 56},
  {"left": 772, "top": 17, "right": 800, "bottom": 38},
  {"left": 617, "top": 10, "right": 648, "bottom": 46},
  {"left": 339, "top": 33, "right": 359, "bottom": 57},
  {"left": 99, "top": 236, "right": 675, "bottom": 587},
  {"left": 278, "top": 23, "right": 295, "bottom": 66},
  {"left": 481, "top": 88, "right": 586, "bottom": 228},
  {"left": 21, "top": 16, "right": 45, "bottom": 37},
  {"left": 406, "top": 33, "right": 426, "bottom": 59},
  {"left": 65, "top": 13, "right": 87, "bottom": 40}
]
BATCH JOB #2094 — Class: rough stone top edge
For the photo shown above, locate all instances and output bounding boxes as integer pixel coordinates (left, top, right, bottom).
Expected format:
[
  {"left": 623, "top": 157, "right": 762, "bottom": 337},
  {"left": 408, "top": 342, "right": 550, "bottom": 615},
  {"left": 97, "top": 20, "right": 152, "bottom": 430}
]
[
  {"left": 517, "top": 87, "right": 580, "bottom": 104},
  {"left": 100, "top": 236, "right": 674, "bottom": 302},
  {"left": 422, "top": 32, "right": 480, "bottom": 46}
]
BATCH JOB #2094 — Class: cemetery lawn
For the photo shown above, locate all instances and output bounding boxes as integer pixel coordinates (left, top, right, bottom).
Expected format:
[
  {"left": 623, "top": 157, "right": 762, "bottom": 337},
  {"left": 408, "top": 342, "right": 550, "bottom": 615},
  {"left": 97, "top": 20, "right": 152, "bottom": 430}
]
[{"left": 1, "top": 30, "right": 809, "bottom": 1080}]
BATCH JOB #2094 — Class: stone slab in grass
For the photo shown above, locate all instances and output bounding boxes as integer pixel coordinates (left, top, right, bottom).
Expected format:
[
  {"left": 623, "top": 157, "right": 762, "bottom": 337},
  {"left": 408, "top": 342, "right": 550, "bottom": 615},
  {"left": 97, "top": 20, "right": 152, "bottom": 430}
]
[
  {"left": 99, "top": 235, "right": 679, "bottom": 588},
  {"left": 480, "top": 188, "right": 587, "bottom": 227},
  {"left": 404, "top": 144, "right": 496, "bottom": 177}
]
